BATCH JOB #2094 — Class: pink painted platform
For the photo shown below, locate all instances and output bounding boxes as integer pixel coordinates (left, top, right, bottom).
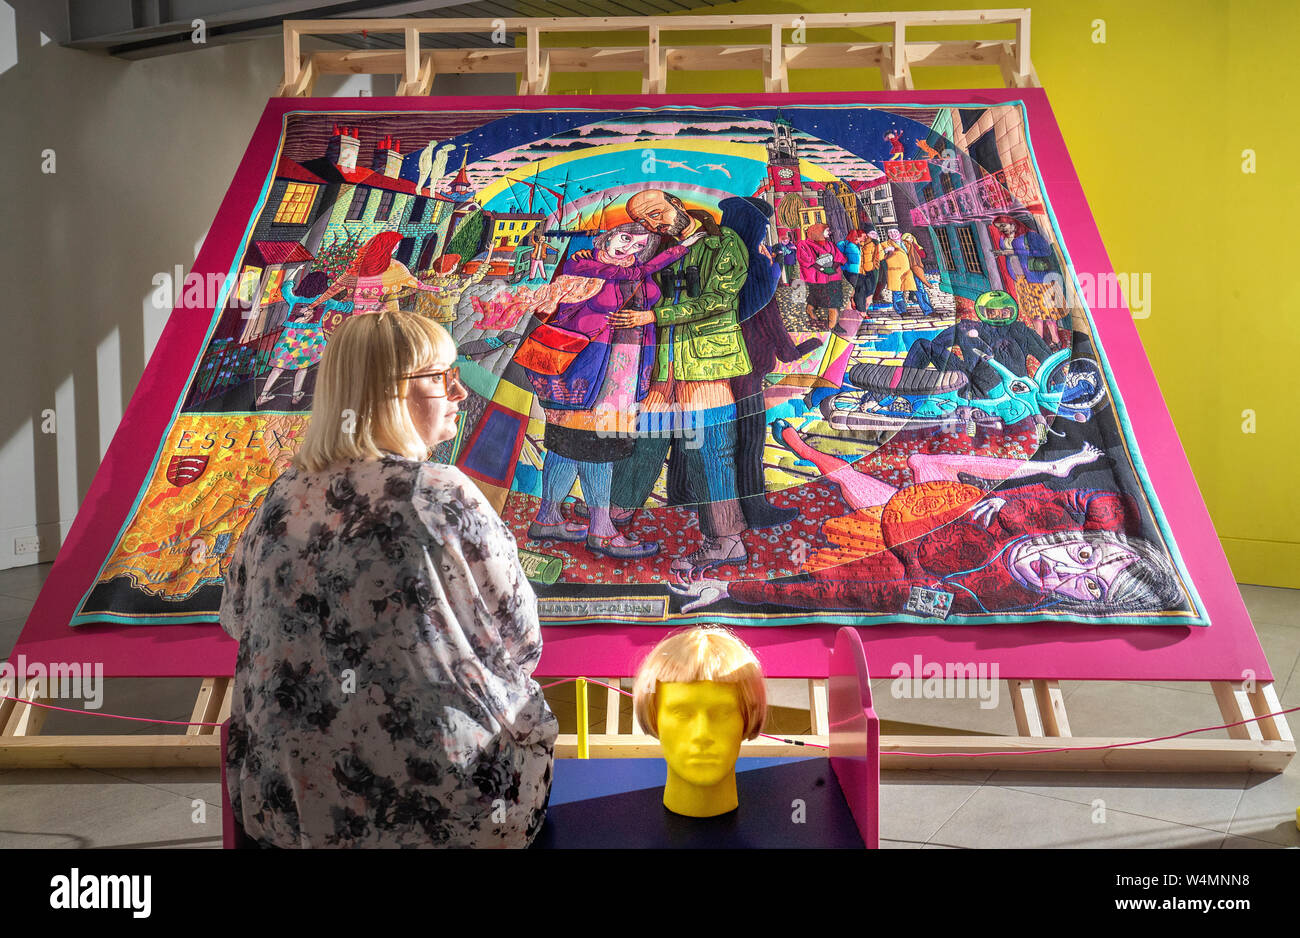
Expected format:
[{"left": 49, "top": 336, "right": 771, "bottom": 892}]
[{"left": 10, "top": 89, "right": 1269, "bottom": 684}]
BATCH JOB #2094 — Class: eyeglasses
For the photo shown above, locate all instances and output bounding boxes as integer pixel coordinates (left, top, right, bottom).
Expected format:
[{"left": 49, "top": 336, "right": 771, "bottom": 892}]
[{"left": 401, "top": 365, "right": 463, "bottom": 397}]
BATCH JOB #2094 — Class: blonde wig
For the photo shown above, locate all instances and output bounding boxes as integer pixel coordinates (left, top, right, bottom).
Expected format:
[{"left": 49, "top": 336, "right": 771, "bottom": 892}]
[
  {"left": 632, "top": 626, "right": 767, "bottom": 740},
  {"left": 292, "top": 311, "right": 457, "bottom": 473}
]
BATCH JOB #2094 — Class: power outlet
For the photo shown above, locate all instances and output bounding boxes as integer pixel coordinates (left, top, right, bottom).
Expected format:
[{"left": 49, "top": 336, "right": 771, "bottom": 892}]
[{"left": 14, "top": 536, "right": 42, "bottom": 555}]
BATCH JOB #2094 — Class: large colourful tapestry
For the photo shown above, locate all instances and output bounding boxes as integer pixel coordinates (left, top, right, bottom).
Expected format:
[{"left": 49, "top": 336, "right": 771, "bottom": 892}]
[{"left": 71, "top": 99, "right": 1205, "bottom": 628}]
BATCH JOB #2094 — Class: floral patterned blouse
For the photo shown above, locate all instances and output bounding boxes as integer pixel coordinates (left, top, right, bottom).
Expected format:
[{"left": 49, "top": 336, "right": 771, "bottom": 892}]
[{"left": 219, "top": 455, "right": 557, "bottom": 848}]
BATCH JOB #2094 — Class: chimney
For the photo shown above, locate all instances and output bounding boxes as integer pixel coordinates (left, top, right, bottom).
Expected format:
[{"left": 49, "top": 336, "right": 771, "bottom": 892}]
[
  {"left": 326, "top": 124, "right": 360, "bottom": 174},
  {"left": 371, "top": 133, "right": 404, "bottom": 178}
]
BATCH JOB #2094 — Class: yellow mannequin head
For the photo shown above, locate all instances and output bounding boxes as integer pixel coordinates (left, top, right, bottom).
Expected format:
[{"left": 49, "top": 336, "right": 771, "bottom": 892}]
[{"left": 633, "top": 627, "right": 767, "bottom": 817}]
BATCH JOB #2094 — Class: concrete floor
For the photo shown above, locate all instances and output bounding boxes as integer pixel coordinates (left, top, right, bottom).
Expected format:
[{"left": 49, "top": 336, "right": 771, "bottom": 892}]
[{"left": 1, "top": 562, "right": 1296, "bottom": 849}]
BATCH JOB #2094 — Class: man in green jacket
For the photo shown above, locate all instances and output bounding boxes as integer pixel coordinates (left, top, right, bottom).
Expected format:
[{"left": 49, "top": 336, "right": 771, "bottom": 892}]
[{"left": 605, "top": 189, "right": 752, "bottom": 574}]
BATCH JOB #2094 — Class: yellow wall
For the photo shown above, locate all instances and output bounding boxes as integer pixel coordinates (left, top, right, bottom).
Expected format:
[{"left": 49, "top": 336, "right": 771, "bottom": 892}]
[{"left": 540, "top": 0, "right": 1299, "bottom": 587}]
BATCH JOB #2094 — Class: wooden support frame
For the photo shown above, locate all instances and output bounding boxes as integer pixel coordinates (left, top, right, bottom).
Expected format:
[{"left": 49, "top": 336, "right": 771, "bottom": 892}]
[
  {"left": 0, "top": 678, "right": 230, "bottom": 768},
  {"left": 274, "top": 10, "right": 1041, "bottom": 98},
  {"left": 1, "top": 11, "right": 1291, "bottom": 777},
  {"left": 0, "top": 642, "right": 1289, "bottom": 770},
  {"left": 1, "top": 670, "right": 1289, "bottom": 770},
  {"left": 546, "top": 675, "right": 1292, "bottom": 771}
]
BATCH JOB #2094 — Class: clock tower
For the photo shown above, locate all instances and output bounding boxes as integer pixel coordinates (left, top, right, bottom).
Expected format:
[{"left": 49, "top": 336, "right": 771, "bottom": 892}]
[
  {"left": 765, "top": 112, "right": 806, "bottom": 242},
  {"left": 766, "top": 113, "right": 803, "bottom": 194}
]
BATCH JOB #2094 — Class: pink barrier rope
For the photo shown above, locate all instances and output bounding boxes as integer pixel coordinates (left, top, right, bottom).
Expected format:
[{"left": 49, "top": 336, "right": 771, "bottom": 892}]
[
  {"left": 888, "top": 705, "right": 1300, "bottom": 759},
  {"left": 5, "top": 681, "right": 1294, "bottom": 759},
  {"left": 534, "top": 678, "right": 1300, "bottom": 758},
  {"left": 0, "top": 695, "right": 222, "bottom": 727}
]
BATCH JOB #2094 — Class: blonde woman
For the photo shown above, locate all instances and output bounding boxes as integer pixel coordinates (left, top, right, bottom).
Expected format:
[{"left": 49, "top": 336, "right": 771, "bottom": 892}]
[{"left": 220, "top": 312, "right": 557, "bottom": 848}]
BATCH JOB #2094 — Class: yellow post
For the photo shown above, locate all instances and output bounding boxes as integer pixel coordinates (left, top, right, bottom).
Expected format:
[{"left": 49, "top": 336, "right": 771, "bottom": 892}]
[{"left": 575, "top": 677, "right": 589, "bottom": 759}]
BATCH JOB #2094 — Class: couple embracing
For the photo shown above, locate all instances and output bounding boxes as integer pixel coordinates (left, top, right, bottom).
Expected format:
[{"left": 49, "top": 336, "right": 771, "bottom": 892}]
[{"left": 521, "top": 189, "right": 751, "bottom": 574}]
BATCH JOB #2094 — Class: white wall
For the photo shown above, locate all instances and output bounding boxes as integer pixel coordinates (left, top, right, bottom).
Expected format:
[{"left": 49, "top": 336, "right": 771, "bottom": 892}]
[{"left": 0, "top": 0, "right": 512, "bottom": 569}]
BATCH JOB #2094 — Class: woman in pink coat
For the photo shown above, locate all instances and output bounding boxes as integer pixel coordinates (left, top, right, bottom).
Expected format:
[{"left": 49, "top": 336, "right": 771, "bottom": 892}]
[{"left": 796, "top": 222, "right": 847, "bottom": 333}]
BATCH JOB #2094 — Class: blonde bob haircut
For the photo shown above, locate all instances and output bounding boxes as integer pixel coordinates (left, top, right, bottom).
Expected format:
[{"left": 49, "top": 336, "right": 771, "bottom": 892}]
[
  {"left": 632, "top": 626, "right": 767, "bottom": 741},
  {"left": 292, "top": 311, "right": 457, "bottom": 473}
]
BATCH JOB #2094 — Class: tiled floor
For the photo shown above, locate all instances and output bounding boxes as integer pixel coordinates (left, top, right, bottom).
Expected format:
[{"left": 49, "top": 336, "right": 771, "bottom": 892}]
[{"left": 1, "top": 564, "right": 1295, "bottom": 849}]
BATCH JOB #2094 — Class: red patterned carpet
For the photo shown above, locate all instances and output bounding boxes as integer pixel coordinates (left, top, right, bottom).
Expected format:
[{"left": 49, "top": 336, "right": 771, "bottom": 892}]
[
  {"left": 503, "top": 482, "right": 849, "bottom": 585},
  {"left": 502, "top": 418, "right": 1043, "bottom": 586}
]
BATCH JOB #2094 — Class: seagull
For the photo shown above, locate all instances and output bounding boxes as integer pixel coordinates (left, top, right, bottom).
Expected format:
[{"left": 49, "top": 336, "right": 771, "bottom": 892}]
[
  {"left": 649, "top": 157, "right": 699, "bottom": 173},
  {"left": 701, "top": 163, "right": 732, "bottom": 178}
]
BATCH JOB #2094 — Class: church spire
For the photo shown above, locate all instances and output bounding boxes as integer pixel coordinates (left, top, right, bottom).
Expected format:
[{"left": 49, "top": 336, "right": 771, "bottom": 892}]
[{"left": 451, "top": 149, "right": 471, "bottom": 191}]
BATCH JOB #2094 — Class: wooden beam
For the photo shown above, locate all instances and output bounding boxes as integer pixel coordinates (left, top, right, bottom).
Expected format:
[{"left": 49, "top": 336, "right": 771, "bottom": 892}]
[
  {"left": 523, "top": 25, "right": 541, "bottom": 94},
  {"left": 313, "top": 50, "right": 408, "bottom": 74},
  {"left": 426, "top": 48, "right": 527, "bottom": 75},
  {"left": 536, "top": 51, "right": 551, "bottom": 95},
  {"left": 1033, "top": 679, "right": 1072, "bottom": 737},
  {"left": 666, "top": 45, "right": 764, "bottom": 72},
  {"left": 1007, "top": 679, "right": 1044, "bottom": 737},
  {"left": 882, "top": 18, "right": 914, "bottom": 90},
  {"left": 784, "top": 42, "right": 881, "bottom": 70},
  {"left": 287, "top": 25, "right": 1032, "bottom": 90},
  {"left": 0, "top": 735, "right": 221, "bottom": 769},
  {"left": 397, "top": 52, "right": 434, "bottom": 96},
  {"left": 603, "top": 678, "right": 621, "bottom": 735},
  {"left": 907, "top": 39, "right": 1010, "bottom": 68},
  {"left": 766, "top": 23, "right": 787, "bottom": 93},
  {"left": 1212, "top": 680, "right": 1265, "bottom": 742},
  {"left": 891, "top": 18, "right": 907, "bottom": 84},
  {"left": 1, "top": 729, "right": 1287, "bottom": 771},
  {"left": 1017, "top": 62, "right": 1042, "bottom": 88},
  {"left": 548, "top": 47, "right": 645, "bottom": 72},
  {"left": 215, "top": 679, "right": 233, "bottom": 725},
  {"left": 642, "top": 24, "right": 662, "bottom": 94},
  {"left": 0, "top": 675, "right": 16, "bottom": 731},
  {"left": 629, "top": 694, "right": 648, "bottom": 736},
  {"left": 286, "top": 12, "right": 1034, "bottom": 36},
  {"left": 1014, "top": 10, "right": 1032, "bottom": 84},
  {"left": 999, "top": 40, "right": 1041, "bottom": 88},
  {"left": 997, "top": 41, "right": 1017, "bottom": 87},
  {"left": 404, "top": 26, "right": 420, "bottom": 88},
  {"left": 1247, "top": 682, "right": 1294, "bottom": 744},
  {"left": 879, "top": 736, "right": 1294, "bottom": 773},
  {"left": 275, "top": 54, "right": 314, "bottom": 97},
  {"left": 1, "top": 679, "right": 49, "bottom": 737},
  {"left": 308, "top": 38, "right": 1016, "bottom": 79},
  {"left": 186, "top": 677, "right": 229, "bottom": 737},
  {"left": 282, "top": 22, "right": 301, "bottom": 87},
  {"left": 808, "top": 678, "right": 829, "bottom": 736}
]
